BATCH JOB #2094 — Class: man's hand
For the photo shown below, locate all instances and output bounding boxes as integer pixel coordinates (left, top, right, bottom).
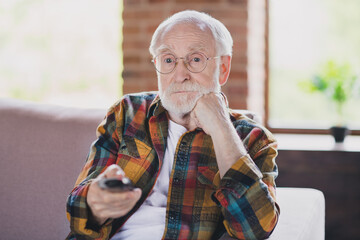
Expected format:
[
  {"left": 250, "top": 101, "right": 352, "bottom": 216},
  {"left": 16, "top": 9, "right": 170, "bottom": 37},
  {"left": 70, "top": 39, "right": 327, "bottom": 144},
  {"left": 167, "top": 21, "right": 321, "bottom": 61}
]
[
  {"left": 191, "top": 93, "right": 248, "bottom": 178},
  {"left": 191, "top": 93, "right": 231, "bottom": 136},
  {"left": 86, "top": 164, "right": 142, "bottom": 225}
]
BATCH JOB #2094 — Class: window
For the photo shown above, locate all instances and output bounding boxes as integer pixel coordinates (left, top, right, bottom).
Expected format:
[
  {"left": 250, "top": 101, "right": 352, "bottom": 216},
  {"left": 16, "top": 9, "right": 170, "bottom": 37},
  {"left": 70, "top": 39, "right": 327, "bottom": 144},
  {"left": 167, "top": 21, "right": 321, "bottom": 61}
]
[
  {"left": 0, "top": 0, "right": 121, "bottom": 108},
  {"left": 268, "top": 0, "right": 360, "bottom": 133}
]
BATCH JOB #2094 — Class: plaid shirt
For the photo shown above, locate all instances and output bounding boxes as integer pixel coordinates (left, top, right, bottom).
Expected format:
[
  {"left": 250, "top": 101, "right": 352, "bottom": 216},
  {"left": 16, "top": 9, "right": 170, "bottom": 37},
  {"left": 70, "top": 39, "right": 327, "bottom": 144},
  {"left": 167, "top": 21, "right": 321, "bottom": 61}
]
[{"left": 66, "top": 92, "right": 279, "bottom": 240}]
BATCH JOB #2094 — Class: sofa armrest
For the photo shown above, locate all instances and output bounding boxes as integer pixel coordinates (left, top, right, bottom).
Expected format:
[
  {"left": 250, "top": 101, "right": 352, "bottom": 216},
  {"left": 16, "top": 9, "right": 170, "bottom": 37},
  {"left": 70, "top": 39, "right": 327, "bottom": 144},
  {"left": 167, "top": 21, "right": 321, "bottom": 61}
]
[
  {"left": 220, "top": 187, "right": 325, "bottom": 240},
  {"left": 269, "top": 187, "right": 325, "bottom": 240}
]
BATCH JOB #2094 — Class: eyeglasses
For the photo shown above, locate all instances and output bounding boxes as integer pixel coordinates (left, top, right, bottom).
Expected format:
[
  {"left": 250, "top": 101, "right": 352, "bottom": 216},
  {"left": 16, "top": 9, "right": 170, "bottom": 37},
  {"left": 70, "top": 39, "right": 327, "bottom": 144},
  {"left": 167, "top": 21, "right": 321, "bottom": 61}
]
[{"left": 151, "top": 52, "right": 220, "bottom": 74}]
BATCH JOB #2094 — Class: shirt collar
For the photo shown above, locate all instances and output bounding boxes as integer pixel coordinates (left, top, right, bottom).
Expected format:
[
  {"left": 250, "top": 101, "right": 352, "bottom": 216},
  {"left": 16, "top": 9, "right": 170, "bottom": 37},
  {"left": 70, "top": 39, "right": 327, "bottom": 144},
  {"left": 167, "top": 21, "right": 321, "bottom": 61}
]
[{"left": 147, "top": 94, "right": 167, "bottom": 118}]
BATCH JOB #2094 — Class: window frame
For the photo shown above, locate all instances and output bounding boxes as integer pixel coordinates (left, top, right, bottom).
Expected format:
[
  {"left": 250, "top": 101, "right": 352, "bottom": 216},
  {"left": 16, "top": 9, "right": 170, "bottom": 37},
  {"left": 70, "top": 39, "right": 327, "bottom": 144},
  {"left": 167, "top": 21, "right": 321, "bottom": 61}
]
[{"left": 264, "top": 0, "right": 360, "bottom": 136}]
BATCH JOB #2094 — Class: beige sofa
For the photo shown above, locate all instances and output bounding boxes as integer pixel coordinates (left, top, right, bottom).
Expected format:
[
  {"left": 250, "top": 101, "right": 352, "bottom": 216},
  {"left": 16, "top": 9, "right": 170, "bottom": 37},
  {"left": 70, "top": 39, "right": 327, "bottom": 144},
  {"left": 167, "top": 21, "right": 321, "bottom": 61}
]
[{"left": 0, "top": 98, "right": 325, "bottom": 240}]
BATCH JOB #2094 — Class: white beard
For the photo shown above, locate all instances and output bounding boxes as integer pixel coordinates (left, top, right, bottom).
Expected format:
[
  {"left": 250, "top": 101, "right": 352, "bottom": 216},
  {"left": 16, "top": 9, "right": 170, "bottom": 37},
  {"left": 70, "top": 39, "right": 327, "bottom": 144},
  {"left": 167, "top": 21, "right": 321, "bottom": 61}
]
[{"left": 158, "top": 66, "right": 220, "bottom": 116}]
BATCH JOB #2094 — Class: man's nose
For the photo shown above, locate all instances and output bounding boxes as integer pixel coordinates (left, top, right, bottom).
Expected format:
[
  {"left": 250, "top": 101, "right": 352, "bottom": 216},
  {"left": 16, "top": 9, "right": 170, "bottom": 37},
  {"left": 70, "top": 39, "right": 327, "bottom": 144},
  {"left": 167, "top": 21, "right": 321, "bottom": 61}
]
[{"left": 173, "top": 58, "right": 190, "bottom": 82}]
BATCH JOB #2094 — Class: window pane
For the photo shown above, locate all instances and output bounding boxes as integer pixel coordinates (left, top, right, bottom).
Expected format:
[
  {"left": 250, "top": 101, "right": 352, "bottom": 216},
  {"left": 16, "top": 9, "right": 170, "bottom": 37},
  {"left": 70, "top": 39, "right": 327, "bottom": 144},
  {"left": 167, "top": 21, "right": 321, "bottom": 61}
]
[
  {"left": 269, "top": 0, "right": 360, "bottom": 129},
  {"left": 0, "top": 0, "right": 121, "bottom": 108}
]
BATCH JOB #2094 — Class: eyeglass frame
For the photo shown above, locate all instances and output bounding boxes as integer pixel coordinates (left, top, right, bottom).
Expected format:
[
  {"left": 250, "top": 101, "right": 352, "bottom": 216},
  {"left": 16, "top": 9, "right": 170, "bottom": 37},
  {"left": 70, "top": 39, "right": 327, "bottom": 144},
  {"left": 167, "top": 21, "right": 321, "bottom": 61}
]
[{"left": 151, "top": 52, "right": 221, "bottom": 74}]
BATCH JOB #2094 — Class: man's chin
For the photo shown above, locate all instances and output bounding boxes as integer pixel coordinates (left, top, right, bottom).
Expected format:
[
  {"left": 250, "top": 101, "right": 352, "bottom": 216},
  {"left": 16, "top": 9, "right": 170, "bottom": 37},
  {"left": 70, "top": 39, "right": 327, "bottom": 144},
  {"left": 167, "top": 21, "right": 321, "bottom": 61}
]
[
  {"left": 172, "top": 91, "right": 199, "bottom": 96},
  {"left": 174, "top": 91, "right": 202, "bottom": 103},
  {"left": 161, "top": 98, "right": 197, "bottom": 116}
]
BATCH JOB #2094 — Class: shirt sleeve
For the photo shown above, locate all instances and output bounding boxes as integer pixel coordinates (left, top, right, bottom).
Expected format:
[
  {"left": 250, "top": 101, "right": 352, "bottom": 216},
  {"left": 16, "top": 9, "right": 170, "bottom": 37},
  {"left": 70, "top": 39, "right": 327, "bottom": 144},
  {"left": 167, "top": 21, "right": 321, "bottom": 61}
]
[
  {"left": 212, "top": 125, "right": 280, "bottom": 240},
  {"left": 66, "top": 101, "right": 123, "bottom": 240}
]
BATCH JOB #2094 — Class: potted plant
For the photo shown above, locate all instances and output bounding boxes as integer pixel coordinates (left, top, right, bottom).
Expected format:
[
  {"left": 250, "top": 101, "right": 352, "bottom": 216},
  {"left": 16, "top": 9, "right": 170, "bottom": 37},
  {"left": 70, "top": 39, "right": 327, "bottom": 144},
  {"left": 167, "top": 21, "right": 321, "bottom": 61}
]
[{"left": 299, "top": 60, "right": 360, "bottom": 142}]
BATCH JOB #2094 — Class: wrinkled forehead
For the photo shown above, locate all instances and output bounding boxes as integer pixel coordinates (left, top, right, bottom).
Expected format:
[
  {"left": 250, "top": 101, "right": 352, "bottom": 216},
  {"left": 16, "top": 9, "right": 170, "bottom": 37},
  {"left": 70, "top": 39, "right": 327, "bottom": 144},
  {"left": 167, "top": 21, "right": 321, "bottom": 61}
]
[
  {"left": 156, "top": 43, "right": 208, "bottom": 55},
  {"left": 155, "top": 22, "right": 216, "bottom": 56}
]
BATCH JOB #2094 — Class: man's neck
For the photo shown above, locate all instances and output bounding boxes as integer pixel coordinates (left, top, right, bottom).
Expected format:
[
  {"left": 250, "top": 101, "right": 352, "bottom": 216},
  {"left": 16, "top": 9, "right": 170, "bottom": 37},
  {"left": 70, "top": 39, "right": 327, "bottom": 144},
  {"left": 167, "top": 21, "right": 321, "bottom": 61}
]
[{"left": 168, "top": 111, "right": 197, "bottom": 131}]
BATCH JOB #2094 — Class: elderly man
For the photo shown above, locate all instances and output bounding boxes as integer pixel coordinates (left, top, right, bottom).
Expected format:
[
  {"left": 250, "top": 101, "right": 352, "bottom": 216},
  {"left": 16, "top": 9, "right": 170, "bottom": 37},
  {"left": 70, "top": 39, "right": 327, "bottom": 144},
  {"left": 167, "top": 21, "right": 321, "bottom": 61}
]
[{"left": 67, "top": 10, "right": 279, "bottom": 240}]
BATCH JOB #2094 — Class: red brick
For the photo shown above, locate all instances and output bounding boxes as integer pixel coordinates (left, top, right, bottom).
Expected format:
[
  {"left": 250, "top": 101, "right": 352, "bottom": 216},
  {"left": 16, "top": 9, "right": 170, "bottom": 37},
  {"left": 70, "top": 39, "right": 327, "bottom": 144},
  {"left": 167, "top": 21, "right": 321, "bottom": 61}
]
[
  {"left": 123, "top": 39, "right": 151, "bottom": 50},
  {"left": 124, "top": 0, "right": 142, "bottom": 5},
  {"left": 139, "top": 70, "right": 157, "bottom": 78},
  {"left": 227, "top": 0, "right": 247, "bottom": 5},
  {"left": 229, "top": 70, "right": 248, "bottom": 80},
  {"left": 227, "top": 25, "right": 248, "bottom": 36},
  {"left": 123, "top": 84, "right": 150, "bottom": 94},
  {"left": 123, "top": 78, "right": 158, "bottom": 93},
  {"left": 229, "top": 101, "right": 247, "bottom": 110},
  {"left": 222, "top": 89, "right": 247, "bottom": 108},
  {"left": 231, "top": 54, "right": 247, "bottom": 64},
  {"left": 233, "top": 40, "right": 248, "bottom": 53},
  {"left": 210, "top": 9, "right": 248, "bottom": 20},
  {"left": 175, "top": 0, "right": 221, "bottom": 3},
  {"left": 148, "top": 0, "right": 168, "bottom": 3},
  {"left": 122, "top": 70, "right": 157, "bottom": 79},
  {"left": 123, "top": 55, "right": 142, "bottom": 64},
  {"left": 123, "top": 25, "right": 141, "bottom": 35},
  {"left": 229, "top": 62, "right": 247, "bottom": 72}
]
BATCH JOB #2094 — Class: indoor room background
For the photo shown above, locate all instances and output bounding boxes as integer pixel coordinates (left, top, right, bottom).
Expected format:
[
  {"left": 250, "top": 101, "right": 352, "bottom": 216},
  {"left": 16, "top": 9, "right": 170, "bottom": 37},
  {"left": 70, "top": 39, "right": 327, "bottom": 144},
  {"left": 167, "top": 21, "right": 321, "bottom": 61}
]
[{"left": 1, "top": 0, "right": 359, "bottom": 239}]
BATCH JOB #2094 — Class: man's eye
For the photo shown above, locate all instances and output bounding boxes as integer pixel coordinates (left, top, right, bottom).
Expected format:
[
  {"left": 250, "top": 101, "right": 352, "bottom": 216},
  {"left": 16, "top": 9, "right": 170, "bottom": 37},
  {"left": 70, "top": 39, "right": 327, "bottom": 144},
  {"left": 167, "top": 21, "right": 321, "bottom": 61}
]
[
  {"left": 193, "top": 57, "right": 201, "bottom": 62},
  {"left": 164, "top": 58, "right": 173, "bottom": 63}
]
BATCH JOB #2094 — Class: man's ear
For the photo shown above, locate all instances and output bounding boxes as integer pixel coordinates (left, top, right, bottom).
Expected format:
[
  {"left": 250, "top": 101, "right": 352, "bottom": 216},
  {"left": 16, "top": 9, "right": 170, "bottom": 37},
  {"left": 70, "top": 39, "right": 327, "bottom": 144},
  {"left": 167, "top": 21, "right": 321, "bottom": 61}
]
[{"left": 218, "top": 55, "right": 231, "bottom": 86}]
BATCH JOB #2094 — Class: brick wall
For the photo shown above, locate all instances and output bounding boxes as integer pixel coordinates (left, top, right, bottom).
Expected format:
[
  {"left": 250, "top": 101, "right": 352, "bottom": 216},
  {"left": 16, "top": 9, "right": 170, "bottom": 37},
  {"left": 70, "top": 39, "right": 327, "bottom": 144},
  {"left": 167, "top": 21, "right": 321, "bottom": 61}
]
[{"left": 122, "top": 0, "right": 266, "bottom": 112}]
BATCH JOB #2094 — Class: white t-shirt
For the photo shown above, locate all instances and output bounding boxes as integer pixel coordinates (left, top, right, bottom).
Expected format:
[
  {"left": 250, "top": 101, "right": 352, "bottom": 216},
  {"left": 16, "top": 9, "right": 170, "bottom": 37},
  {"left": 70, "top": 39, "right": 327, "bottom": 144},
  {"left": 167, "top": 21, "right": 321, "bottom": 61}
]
[{"left": 112, "top": 120, "right": 187, "bottom": 240}]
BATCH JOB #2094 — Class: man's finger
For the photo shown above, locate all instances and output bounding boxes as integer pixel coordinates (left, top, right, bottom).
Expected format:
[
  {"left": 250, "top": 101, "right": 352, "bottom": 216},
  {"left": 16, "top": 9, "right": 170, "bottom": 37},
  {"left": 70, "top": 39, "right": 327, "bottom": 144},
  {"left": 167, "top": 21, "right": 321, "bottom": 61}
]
[
  {"left": 110, "top": 188, "right": 142, "bottom": 202},
  {"left": 217, "top": 92, "right": 228, "bottom": 107},
  {"left": 129, "top": 188, "right": 142, "bottom": 200}
]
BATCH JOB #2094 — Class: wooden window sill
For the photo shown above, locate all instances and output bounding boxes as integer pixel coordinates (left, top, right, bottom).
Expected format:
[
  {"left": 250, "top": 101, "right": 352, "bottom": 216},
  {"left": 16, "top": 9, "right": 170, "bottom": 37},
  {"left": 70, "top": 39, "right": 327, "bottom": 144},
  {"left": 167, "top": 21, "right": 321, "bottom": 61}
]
[{"left": 274, "top": 134, "right": 360, "bottom": 152}]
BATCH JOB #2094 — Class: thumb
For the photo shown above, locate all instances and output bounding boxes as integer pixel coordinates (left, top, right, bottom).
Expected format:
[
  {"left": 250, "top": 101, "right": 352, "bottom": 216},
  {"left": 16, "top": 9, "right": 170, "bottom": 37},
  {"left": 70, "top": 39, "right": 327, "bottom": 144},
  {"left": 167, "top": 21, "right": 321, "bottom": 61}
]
[{"left": 103, "top": 164, "right": 125, "bottom": 179}]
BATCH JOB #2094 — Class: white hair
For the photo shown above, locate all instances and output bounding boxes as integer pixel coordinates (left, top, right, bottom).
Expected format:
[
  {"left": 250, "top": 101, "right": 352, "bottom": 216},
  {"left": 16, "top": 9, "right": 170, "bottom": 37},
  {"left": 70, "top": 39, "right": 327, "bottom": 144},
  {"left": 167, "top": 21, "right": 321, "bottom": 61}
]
[{"left": 149, "top": 10, "right": 233, "bottom": 57}]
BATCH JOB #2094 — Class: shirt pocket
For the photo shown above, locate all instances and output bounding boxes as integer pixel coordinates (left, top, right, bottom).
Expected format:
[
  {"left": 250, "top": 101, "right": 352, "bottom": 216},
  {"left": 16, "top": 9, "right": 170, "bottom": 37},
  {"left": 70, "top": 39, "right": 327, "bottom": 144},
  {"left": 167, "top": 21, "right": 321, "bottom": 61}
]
[{"left": 117, "top": 137, "right": 152, "bottom": 185}]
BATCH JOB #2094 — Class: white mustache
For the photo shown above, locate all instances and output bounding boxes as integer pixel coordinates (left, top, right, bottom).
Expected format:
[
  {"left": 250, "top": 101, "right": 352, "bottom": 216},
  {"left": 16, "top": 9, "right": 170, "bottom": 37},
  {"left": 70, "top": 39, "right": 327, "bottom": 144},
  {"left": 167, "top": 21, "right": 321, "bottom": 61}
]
[{"left": 166, "top": 82, "right": 211, "bottom": 94}]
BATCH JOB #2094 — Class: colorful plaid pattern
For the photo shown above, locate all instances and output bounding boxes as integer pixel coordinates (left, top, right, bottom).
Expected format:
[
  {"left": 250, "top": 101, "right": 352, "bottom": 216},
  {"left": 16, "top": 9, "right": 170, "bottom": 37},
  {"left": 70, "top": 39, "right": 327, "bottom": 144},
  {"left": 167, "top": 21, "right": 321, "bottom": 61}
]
[{"left": 66, "top": 92, "right": 279, "bottom": 240}]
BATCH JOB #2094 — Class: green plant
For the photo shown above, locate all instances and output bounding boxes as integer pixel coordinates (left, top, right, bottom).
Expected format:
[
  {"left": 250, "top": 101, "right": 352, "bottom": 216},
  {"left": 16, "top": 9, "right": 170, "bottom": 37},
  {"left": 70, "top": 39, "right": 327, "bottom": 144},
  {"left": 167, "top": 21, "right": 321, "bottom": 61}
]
[{"left": 299, "top": 60, "right": 360, "bottom": 125}]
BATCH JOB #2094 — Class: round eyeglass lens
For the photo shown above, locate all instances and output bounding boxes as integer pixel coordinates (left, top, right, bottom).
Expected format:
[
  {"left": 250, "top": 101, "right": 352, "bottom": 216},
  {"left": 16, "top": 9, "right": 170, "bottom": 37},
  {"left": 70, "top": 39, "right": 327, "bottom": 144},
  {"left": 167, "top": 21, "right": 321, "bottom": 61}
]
[
  {"left": 157, "top": 54, "right": 176, "bottom": 74},
  {"left": 187, "top": 52, "right": 207, "bottom": 73}
]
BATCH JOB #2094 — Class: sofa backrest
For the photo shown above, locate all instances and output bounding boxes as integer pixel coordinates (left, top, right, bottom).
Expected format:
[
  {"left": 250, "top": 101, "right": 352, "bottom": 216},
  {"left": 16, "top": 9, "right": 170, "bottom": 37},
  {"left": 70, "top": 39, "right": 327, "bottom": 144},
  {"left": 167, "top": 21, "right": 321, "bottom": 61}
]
[{"left": 0, "top": 98, "right": 106, "bottom": 240}]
